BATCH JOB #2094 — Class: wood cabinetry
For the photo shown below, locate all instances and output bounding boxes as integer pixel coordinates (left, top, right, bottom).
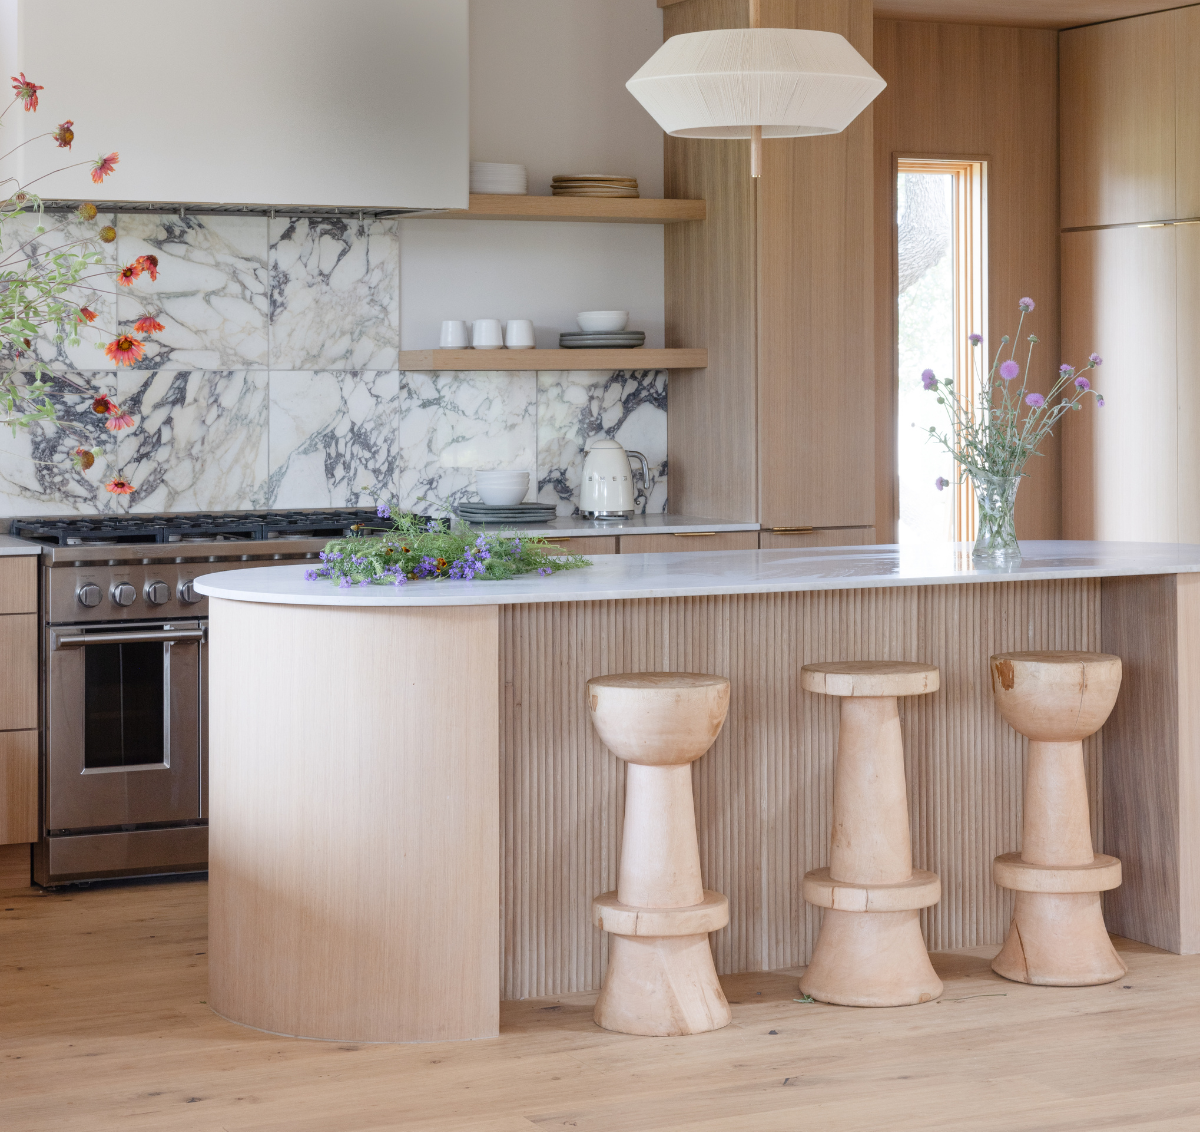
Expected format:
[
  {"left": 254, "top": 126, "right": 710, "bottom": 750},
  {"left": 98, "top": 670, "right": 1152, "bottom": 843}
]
[
  {"left": 541, "top": 536, "right": 618, "bottom": 556},
  {"left": 0, "top": 558, "right": 38, "bottom": 850},
  {"left": 620, "top": 531, "right": 759, "bottom": 554},
  {"left": 664, "top": 0, "right": 874, "bottom": 530},
  {"left": 759, "top": 527, "right": 877, "bottom": 550}
]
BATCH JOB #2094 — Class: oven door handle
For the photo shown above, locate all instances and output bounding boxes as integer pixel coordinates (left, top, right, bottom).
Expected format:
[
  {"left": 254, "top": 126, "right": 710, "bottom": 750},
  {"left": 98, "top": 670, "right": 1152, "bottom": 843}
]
[{"left": 52, "top": 628, "right": 207, "bottom": 649}]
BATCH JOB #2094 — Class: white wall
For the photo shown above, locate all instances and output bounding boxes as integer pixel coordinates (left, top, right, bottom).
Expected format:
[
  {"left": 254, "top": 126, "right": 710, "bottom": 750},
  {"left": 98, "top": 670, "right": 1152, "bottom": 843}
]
[{"left": 399, "top": 0, "right": 666, "bottom": 351}]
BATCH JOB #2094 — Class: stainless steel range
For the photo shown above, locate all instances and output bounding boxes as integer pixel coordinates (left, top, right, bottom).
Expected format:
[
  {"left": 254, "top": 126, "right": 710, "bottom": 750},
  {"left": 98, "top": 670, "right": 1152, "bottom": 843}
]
[{"left": 13, "top": 509, "right": 391, "bottom": 886}]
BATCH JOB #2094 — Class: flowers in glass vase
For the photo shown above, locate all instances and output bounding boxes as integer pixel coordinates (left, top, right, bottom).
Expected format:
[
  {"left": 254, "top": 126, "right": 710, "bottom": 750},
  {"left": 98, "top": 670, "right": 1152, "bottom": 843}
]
[
  {"left": 922, "top": 298, "right": 1105, "bottom": 561},
  {"left": 1, "top": 72, "right": 165, "bottom": 497}
]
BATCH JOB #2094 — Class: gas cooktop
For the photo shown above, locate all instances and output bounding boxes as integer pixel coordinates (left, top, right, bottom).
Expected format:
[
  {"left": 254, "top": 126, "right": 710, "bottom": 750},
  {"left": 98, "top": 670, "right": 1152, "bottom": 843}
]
[{"left": 12, "top": 509, "right": 400, "bottom": 547}]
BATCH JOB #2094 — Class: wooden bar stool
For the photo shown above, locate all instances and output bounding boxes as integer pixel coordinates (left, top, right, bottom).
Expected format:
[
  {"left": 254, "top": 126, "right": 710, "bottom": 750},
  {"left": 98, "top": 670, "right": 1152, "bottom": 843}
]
[
  {"left": 799, "top": 661, "right": 943, "bottom": 1007},
  {"left": 989, "top": 651, "right": 1126, "bottom": 985},
  {"left": 587, "top": 673, "right": 732, "bottom": 1037}
]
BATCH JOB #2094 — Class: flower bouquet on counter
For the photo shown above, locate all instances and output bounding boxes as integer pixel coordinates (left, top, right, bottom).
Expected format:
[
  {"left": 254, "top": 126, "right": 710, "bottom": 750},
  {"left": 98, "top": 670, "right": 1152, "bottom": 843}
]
[
  {"left": 306, "top": 506, "right": 591, "bottom": 588},
  {"left": 921, "top": 297, "right": 1106, "bottom": 562}
]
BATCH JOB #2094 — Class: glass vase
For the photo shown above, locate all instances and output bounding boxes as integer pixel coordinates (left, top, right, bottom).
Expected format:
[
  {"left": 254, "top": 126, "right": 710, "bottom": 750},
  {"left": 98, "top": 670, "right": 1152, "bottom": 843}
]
[{"left": 970, "top": 471, "right": 1022, "bottom": 563}]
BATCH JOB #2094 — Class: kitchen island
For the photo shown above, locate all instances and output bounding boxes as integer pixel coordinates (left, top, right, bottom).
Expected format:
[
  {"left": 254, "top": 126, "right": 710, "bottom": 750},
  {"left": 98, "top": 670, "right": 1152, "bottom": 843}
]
[{"left": 196, "top": 542, "right": 1200, "bottom": 1042}]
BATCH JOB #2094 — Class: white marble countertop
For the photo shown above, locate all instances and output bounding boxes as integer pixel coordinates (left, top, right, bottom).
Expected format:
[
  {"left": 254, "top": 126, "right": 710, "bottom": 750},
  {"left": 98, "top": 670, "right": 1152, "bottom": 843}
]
[
  {"left": 0, "top": 534, "right": 42, "bottom": 556},
  {"left": 461, "top": 513, "right": 759, "bottom": 537},
  {"left": 195, "top": 540, "right": 1200, "bottom": 608}
]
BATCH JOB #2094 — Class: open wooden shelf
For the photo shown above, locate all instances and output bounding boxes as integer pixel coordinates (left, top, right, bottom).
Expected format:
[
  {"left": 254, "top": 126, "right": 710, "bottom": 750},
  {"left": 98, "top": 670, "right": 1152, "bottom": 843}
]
[
  {"left": 397, "top": 348, "right": 707, "bottom": 371},
  {"left": 405, "top": 194, "right": 706, "bottom": 224}
]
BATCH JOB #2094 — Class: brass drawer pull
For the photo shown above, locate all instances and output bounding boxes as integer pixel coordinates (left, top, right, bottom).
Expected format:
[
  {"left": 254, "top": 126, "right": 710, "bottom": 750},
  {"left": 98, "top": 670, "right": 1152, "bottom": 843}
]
[
  {"left": 770, "top": 526, "right": 814, "bottom": 534},
  {"left": 542, "top": 537, "right": 571, "bottom": 543},
  {"left": 673, "top": 532, "right": 718, "bottom": 537}
]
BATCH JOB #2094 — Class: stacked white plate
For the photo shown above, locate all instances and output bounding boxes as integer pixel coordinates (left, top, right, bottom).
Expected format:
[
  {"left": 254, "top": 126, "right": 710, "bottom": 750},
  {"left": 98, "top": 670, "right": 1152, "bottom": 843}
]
[
  {"left": 470, "top": 162, "right": 528, "bottom": 195},
  {"left": 455, "top": 502, "right": 558, "bottom": 524},
  {"left": 552, "top": 174, "right": 639, "bottom": 198},
  {"left": 560, "top": 331, "right": 645, "bottom": 349}
]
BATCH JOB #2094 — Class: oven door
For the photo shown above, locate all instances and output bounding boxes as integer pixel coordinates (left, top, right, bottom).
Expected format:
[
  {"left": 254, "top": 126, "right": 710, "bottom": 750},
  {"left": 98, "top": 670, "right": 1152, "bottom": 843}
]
[{"left": 46, "top": 620, "right": 204, "bottom": 831}]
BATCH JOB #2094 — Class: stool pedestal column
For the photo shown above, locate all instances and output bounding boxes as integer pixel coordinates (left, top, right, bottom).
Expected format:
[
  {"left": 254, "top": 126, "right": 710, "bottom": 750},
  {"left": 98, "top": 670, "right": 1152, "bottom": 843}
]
[
  {"left": 588, "top": 673, "right": 732, "bottom": 1037},
  {"left": 990, "top": 651, "right": 1126, "bottom": 986},
  {"left": 799, "top": 662, "right": 943, "bottom": 1007}
]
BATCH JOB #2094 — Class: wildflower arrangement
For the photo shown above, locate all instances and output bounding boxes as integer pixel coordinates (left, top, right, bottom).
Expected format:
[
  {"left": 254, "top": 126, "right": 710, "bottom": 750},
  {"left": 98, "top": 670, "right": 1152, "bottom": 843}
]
[
  {"left": 921, "top": 297, "right": 1105, "bottom": 559},
  {"left": 2, "top": 71, "right": 164, "bottom": 496},
  {"left": 306, "top": 507, "right": 591, "bottom": 588}
]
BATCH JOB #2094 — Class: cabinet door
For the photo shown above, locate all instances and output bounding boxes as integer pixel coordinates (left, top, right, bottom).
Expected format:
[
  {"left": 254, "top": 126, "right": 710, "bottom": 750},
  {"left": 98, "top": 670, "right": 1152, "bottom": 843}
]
[
  {"left": 0, "top": 730, "right": 37, "bottom": 845},
  {"left": 1177, "top": 7, "right": 1200, "bottom": 220},
  {"left": 1062, "top": 226, "right": 1177, "bottom": 541},
  {"left": 759, "top": 527, "right": 877, "bottom": 550},
  {"left": 1061, "top": 10, "right": 1177, "bottom": 227},
  {"left": 0, "top": 614, "right": 37, "bottom": 731},
  {"left": 1179, "top": 223, "right": 1200, "bottom": 543},
  {"left": 0, "top": 559, "right": 36, "bottom": 614},
  {"left": 620, "top": 532, "right": 759, "bottom": 554},
  {"left": 540, "top": 537, "right": 618, "bottom": 557}
]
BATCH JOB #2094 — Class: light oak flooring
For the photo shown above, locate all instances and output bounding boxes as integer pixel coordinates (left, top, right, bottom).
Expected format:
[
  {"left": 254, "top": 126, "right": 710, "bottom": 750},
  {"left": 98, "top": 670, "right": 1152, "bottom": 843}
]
[{"left": 3, "top": 877, "right": 1200, "bottom": 1132}]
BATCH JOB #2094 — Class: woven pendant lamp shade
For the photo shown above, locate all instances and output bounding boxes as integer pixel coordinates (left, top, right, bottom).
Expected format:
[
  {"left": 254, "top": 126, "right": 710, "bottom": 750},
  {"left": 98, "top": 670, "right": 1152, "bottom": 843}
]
[{"left": 626, "top": 28, "right": 885, "bottom": 139}]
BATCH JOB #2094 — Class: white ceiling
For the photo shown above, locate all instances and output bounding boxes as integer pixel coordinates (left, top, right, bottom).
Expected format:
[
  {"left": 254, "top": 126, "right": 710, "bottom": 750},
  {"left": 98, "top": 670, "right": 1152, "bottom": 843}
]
[{"left": 871, "top": 1, "right": 1182, "bottom": 29}]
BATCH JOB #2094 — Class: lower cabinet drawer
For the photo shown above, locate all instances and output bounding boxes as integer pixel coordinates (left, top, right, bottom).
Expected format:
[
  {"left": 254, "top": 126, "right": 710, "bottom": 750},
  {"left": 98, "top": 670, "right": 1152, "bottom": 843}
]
[
  {"left": 0, "top": 614, "right": 37, "bottom": 730},
  {"left": 0, "top": 730, "right": 38, "bottom": 846},
  {"left": 540, "top": 536, "right": 618, "bottom": 556},
  {"left": 621, "top": 531, "right": 760, "bottom": 554},
  {"left": 759, "top": 527, "right": 877, "bottom": 550}
]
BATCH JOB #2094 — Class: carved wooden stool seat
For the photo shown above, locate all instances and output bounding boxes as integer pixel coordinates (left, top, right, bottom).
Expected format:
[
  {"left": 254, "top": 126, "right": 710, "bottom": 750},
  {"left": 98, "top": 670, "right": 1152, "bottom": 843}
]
[
  {"left": 989, "top": 651, "right": 1126, "bottom": 986},
  {"left": 799, "top": 661, "right": 943, "bottom": 1007},
  {"left": 587, "top": 672, "right": 732, "bottom": 1036}
]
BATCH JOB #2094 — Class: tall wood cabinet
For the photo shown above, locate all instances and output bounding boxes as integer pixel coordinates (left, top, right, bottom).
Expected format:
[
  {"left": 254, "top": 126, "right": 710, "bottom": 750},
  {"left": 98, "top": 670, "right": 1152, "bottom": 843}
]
[
  {"left": 0, "top": 557, "right": 38, "bottom": 859},
  {"left": 1061, "top": 6, "right": 1200, "bottom": 541},
  {"left": 663, "top": 0, "right": 875, "bottom": 533}
]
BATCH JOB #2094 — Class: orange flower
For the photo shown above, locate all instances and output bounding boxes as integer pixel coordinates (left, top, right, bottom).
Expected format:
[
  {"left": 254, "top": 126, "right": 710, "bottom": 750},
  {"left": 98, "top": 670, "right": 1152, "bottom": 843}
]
[
  {"left": 11, "top": 73, "right": 42, "bottom": 112},
  {"left": 104, "top": 477, "right": 135, "bottom": 495},
  {"left": 98, "top": 225, "right": 116, "bottom": 244},
  {"left": 91, "top": 394, "right": 118, "bottom": 415},
  {"left": 103, "top": 336, "right": 145, "bottom": 366},
  {"left": 116, "top": 262, "right": 140, "bottom": 287},
  {"left": 134, "top": 316, "right": 164, "bottom": 334},
  {"left": 72, "top": 447, "right": 96, "bottom": 471},
  {"left": 134, "top": 254, "right": 159, "bottom": 281},
  {"left": 77, "top": 307, "right": 98, "bottom": 324},
  {"left": 52, "top": 119, "right": 73, "bottom": 148},
  {"left": 77, "top": 202, "right": 98, "bottom": 221},
  {"left": 105, "top": 412, "right": 135, "bottom": 432},
  {"left": 91, "top": 152, "right": 118, "bottom": 183}
]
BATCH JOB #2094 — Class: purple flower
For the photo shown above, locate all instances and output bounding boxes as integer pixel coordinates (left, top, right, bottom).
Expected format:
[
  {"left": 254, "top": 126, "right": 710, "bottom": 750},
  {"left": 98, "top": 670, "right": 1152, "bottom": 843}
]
[
  {"left": 376, "top": 503, "right": 391, "bottom": 519},
  {"left": 1019, "top": 297, "right": 1036, "bottom": 312},
  {"left": 968, "top": 333, "right": 982, "bottom": 346},
  {"left": 999, "top": 360, "right": 1021, "bottom": 381},
  {"left": 338, "top": 577, "right": 352, "bottom": 588},
  {"left": 921, "top": 368, "right": 937, "bottom": 390},
  {"left": 934, "top": 476, "right": 950, "bottom": 492},
  {"left": 1075, "top": 376, "right": 1090, "bottom": 391},
  {"left": 1025, "top": 393, "right": 1045, "bottom": 408},
  {"left": 1059, "top": 364, "right": 1074, "bottom": 375},
  {"left": 304, "top": 569, "right": 319, "bottom": 581},
  {"left": 537, "top": 566, "right": 553, "bottom": 576},
  {"left": 1089, "top": 352, "right": 1103, "bottom": 366},
  {"left": 1097, "top": 396, "right": 1105, "bottom": 407}
]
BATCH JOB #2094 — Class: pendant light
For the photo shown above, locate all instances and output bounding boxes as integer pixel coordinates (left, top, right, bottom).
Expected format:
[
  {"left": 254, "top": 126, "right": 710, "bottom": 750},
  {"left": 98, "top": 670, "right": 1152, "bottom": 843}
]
[{"left": 626, "top": 0, "right": 885, "bottom": 177}]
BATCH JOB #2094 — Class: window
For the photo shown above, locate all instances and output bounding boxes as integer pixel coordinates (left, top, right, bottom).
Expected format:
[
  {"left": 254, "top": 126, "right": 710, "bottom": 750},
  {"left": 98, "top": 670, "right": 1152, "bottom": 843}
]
[{"left": 895, "top": 159, "right": 986, "bottom": 545}]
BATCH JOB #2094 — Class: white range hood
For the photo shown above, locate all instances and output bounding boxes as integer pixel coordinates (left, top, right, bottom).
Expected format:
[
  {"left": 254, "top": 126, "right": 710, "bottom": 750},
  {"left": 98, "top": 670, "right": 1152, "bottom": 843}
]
[{"left": 0, "top": 0, "right": 468, "bottom": 213}]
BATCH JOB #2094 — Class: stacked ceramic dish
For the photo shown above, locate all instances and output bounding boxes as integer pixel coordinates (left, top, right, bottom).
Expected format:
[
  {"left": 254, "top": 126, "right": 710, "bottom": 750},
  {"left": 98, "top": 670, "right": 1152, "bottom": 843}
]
[
  {"left": 470, "top": 162, "right": 528, "bottom": 195},
  {"left": 455, "top": 500, "right": 558, "bottom": 524},
  {"left": 560, "top": 310, "right": 645, "bottom": 349},
  {"left": 552, "top": 174, "right": 639, "bottom": 198}
]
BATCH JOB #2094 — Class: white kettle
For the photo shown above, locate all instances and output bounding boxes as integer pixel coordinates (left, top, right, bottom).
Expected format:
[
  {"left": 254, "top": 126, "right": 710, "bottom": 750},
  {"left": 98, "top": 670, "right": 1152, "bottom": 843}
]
[{"left": 579, "top": 439, "right": 650, "bottom": 519}]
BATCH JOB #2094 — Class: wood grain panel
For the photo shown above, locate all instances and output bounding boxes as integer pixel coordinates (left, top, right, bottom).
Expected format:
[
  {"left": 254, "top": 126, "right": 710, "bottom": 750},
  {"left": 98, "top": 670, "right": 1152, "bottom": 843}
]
[
  {"left": 664, "top": 0, "right": 758, "bottom": 521},
  {"left": 870, "top": 0, "right": 1177, "bottom": 27},
  {"left": 499, "top": 578, "right": 1102, "bottom": 999},
  {"left": 873, "top": 20, "right": 1061, "bottom": 542},
  {"left": 1061, "top": 226, "right": 1177, "bottom": 541},
  {"left": 540, "top": 536, "right": 617, "bottom": 556},
  {"left": 1178, "top": 223, "right": 1200, "bottom": 543},
  {"left": 1177, "top": 7, "right": 1200, "bottom": 220},
  {"left": 759, "top": 527, "right": 877, "bottom": 549},
  {"left": 395, "top": 349, "right": 706, "bottom": 371},
  {"left": 0, "top": 841, "right": 29, "bottom": 889},
  {"left": 757, "top": 0, "right": 875, "bottom": 529},
  {"left": 0, "top": 730, "right": 37, "bottom": 846},
  {"left": 619, "top": 531, "right": 759, "bottom": 554},
  {"left": 0, "top": 615, "right": 37, "bottom": 731},
  {"left": 208, "top": 599, "right": 500, "bottom": 1042},
  {"left": 405, "top": 194, "right": 706, "bottom": 224},
  {"left": 0, "top": 558, "right": 36, "bottom": 615},
  {"left": 1060, "top": 11, "right": 1176, "bottom": 229}
]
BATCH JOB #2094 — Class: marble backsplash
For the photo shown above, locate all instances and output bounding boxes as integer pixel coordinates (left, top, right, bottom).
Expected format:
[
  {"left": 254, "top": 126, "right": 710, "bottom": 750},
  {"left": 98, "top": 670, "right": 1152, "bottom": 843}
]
[{"left": 0, "top": 212, "right": 666, "bottom": 519}]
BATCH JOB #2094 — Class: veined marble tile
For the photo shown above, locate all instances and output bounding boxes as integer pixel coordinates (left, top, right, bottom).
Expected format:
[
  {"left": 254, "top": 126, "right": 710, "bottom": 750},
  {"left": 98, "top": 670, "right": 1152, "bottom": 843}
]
[
  {"left": 2, "top": 209, "right": 119, "bottom": 370},
  {"left": 396, "top": 370, "right": 536, "bottom": 516},
  {"left": 117, "top": 214, "right": 269, "bottom": 369},
  {"left": 118, "top": 370, "right": 268, "bottom": 513},
  {"left": 537, "top": 369, "right": 667, "bottom": 516},
  {"left": 269, "top": 217, "right": 399, "bottom": 370},
  {"left": 266, "top": 371, "right": 399, "bottom": 509},
  {"left": 0, "top": 371, "right": 122, "bottom": 517}
]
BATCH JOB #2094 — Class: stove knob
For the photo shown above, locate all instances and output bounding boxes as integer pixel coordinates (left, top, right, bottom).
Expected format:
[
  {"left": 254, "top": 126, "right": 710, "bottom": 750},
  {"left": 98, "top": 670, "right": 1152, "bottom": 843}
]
[
  {"left": 110, "top": 582, "right": 136, "bottom": 607},
  {"left": 76, "top": 583, "right": 102, "bottom": 608},
  {"left": 177, "top": 580, "right": 200, "bottom": 604},
  {"left": 145, "top": 580, "right": 169, "bottom": 605}
]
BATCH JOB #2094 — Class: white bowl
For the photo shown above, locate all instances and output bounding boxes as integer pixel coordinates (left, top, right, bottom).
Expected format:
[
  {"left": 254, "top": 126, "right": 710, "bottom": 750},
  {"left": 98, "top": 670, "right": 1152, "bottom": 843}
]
[
  {"left": 477, "top": 471, "right": 529, "bottom": 506},
  {"left": 577, "top": 310, "right": 629, "bottom": 333}
]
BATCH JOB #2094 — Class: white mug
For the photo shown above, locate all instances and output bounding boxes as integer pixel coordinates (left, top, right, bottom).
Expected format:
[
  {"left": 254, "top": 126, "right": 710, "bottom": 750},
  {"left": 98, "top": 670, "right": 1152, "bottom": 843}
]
[
  {"left": 504, "top": 319, "right": 535, "bottom": 349},
  {"left": 471, "top": 318, "right": 505, "bottom": 350},
  {"left": 440, "top": 320, "right": 470, "bottom": 348}
]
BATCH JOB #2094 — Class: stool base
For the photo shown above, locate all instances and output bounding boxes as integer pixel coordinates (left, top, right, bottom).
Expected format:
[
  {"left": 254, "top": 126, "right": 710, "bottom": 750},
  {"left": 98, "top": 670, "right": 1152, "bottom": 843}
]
[
  {"left": 594, "top": 934, "right": 732, "bottom": 1036},
  {"left": 800, "top": 908, "right": 943, "bottom": 1007},
  {"left": 991, "top": 891, "right": 1127, "bottom": 986}
]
